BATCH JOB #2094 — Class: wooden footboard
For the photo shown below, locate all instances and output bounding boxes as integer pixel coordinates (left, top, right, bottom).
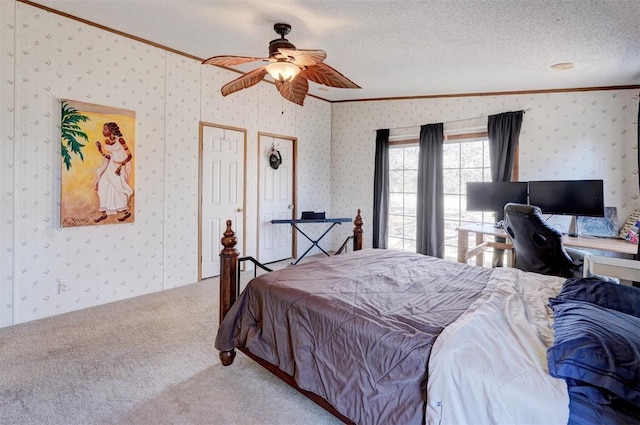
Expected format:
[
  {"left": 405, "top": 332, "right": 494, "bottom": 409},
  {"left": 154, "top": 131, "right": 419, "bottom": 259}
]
[{"left": 218, "top": 209, "right": 364, "bottom": 362}]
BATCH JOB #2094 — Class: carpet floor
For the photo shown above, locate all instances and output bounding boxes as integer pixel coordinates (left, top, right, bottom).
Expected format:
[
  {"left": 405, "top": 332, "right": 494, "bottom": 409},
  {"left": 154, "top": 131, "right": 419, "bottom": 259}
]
[{"left": 0, "top": 267, "right": 341, "bottom": 425}]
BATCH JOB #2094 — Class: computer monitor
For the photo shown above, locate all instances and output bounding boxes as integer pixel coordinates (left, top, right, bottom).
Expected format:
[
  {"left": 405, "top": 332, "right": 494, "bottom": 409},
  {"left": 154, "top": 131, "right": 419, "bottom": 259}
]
[
  {"left": 466, "top": 181, "right": 529, "bottom": 213},
  {"left": 528, "top": 180, "right": 604, "bottom": 217}
]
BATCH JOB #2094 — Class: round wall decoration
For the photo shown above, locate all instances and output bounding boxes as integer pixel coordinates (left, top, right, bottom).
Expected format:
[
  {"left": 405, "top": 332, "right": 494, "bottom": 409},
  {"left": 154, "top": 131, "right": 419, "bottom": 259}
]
[{"left": 269, "top": 149, "right": 282, "bottom": 169}]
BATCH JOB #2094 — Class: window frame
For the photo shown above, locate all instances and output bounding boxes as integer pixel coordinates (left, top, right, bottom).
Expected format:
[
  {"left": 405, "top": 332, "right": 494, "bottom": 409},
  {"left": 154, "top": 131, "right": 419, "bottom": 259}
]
[{"left": 387, "top": 142, "right": 420, "bottom": 252}]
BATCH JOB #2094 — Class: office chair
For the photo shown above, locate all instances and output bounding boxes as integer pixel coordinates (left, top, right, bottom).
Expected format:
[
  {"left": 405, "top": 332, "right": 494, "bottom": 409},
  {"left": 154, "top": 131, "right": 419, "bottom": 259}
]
[{"left": 503, "top": 203, "right": 584, "bottom": 278}]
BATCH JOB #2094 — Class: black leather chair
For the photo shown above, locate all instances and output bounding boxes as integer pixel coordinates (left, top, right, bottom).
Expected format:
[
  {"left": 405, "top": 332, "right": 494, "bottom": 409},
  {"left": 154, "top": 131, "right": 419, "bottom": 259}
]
[{"left": 503, "top": 203, "right": 584, "bottom": 278}]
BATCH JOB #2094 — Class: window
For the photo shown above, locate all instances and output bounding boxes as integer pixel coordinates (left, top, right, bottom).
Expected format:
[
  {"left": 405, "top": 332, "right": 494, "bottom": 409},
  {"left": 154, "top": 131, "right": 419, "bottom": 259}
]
[
  {"left": 388, "top": 132, "right": 514, "bottom": 264},
  {"left": 388, "top": 144, "right": 419, "bottom": 252},
  {"left": 442, "top": 133, "right": 493, "bottom": 262}
]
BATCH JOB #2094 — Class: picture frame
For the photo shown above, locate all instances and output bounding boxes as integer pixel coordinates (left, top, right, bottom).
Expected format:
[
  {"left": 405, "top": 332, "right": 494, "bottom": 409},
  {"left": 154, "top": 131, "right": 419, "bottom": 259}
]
[{"left": 60, "top": 99, "right": 135, "bottom": 227}]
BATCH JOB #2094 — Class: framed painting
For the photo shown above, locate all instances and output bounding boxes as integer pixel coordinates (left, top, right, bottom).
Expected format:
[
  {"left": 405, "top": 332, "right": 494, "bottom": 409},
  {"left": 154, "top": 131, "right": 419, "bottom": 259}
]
[{"left": 60, "top": 99, "right": 135, "bottom": 227}]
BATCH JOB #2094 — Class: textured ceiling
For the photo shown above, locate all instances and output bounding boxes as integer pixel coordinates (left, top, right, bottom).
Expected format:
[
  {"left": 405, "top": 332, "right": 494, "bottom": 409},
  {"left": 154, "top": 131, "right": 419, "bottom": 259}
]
[{"left": 27, "top": 0, "right": 640, "bottom": 102}]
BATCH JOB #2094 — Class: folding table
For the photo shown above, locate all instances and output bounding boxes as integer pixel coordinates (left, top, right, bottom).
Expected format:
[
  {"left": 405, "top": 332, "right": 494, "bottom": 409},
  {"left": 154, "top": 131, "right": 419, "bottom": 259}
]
[{"left": 271, "top": 217, "right": 351, "bottom": 265}]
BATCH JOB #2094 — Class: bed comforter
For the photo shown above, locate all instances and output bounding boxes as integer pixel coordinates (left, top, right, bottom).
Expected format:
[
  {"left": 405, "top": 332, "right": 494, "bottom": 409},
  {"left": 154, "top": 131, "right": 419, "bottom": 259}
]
[
  {"left": 426, "top": 267, "right": 570, "bottom": 424},
  {"left": 215, "top": 249, "right": 492, "bottom": 425}
]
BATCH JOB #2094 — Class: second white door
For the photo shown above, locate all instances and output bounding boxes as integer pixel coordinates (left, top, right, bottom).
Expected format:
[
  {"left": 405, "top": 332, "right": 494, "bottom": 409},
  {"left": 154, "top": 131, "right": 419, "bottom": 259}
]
[{"left": 258, "top": 134, "right": 294, "bottom": 263}]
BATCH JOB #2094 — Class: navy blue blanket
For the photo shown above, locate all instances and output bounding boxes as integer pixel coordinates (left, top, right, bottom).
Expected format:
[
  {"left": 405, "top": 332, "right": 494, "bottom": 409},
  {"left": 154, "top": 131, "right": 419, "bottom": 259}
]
[{"left": 549, "top": 277, "right": 640, "bottom": 424}]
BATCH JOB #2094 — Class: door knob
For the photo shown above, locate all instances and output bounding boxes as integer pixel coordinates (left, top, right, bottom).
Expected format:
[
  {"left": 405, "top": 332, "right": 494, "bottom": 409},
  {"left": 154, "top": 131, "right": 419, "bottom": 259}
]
[
  {"left": 236, "top": 207, "right": 244, "bottom": 212},
  {"left": 288, "top": 204, "right": 294, "bottom": 210}
]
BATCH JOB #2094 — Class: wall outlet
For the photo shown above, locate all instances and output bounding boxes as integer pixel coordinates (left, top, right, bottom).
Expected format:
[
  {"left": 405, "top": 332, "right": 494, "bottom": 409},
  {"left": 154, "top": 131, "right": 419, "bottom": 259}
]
[{"left": 59, "top": 280, "right": 70, "bottom": 294}]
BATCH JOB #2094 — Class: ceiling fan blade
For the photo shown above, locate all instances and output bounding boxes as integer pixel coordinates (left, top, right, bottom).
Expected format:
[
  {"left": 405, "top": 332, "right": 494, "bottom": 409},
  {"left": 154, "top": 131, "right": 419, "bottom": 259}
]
[
  {"left": 275, "top": 76, "right": 309, "bottom": 106},
  {"left": 203, "top": 55, "right": 268, "bottom": 67},
  {"left": 277, "top": 48, "right": 327, "bottom": 67},
  {"left": 300, "top": 62, "right": 361, "bottom": 89},
  {"left": 220, "top": 67, "right": 268, "bottom": 96}
]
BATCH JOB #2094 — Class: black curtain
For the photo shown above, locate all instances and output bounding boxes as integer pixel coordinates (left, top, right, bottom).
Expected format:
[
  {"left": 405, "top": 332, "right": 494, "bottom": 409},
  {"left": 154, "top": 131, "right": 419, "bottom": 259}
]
[
  {"left": 416, "top": 123, "right": 444, "bottom": 257},
  {"left": 372, "top": 129, "right": 390, "bottom": 248},
  {"left": 488, "top": 111, "right": 524, "bottom": 266}
]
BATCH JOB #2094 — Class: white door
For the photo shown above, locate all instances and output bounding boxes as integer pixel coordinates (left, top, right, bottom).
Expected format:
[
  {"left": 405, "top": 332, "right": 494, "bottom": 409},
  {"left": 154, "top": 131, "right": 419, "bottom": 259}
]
[
  {"left": 201, "top": 125, "right": 245, "bottom": 278},
  {"left": 258, "top": 135, "right": 294, "bottom": 263}
]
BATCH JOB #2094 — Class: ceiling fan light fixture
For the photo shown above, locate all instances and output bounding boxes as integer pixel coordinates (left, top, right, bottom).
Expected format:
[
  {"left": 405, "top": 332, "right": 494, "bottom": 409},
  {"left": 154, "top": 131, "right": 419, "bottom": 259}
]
[
  {"left": 266, "top": 61, "right": 300, "bottom": 82},
  {"left": 203, "top": 23, "right": 359, "bottom": 106}
]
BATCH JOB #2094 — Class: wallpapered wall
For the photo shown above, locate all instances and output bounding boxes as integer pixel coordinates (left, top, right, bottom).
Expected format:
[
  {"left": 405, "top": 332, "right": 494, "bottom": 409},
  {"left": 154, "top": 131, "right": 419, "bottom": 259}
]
[
  {"left": 0, "top": 0, "right": 332, "bottom": 327},
  {"left": 1, "top": 0, "right": 16, "bottom": 328},
  {"left": 331, "top": 91, "right": 640, "bottom": 248}
]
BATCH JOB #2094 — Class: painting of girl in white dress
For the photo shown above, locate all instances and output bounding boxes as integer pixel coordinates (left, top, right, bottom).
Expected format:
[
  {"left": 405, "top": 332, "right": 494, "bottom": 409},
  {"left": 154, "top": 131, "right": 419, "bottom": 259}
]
[
  {"left": 93, "top": 122, "right": 133, "bottom": 222},
  {"left": 60, "top": 100, "right": 135, "bottom": 227}
]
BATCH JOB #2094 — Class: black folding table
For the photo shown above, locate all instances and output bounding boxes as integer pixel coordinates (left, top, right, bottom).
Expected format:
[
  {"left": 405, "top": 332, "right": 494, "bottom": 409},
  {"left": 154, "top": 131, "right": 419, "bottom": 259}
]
[{"left": 271, "top": 217, "right": 351, "bottom": 265}]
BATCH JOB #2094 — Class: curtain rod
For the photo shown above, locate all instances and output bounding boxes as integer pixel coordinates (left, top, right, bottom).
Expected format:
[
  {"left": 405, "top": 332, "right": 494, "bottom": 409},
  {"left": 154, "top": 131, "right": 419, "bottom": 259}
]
[
  {"left": 387, "top": 108, "right": 531, "bottom": 132},
  {"left": 389, "top": 127, "right": 486, "bottom": 141}
]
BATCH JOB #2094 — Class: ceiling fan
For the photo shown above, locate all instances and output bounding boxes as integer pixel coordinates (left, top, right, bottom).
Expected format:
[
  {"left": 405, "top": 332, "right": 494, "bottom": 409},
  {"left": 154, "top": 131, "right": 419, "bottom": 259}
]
[{"left": 202, "top": 23, "right": 361, "bottom": 106}]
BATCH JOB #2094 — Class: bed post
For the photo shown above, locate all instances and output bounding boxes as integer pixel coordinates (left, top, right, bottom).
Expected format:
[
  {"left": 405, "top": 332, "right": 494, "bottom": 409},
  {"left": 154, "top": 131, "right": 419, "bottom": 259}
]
[
  {"left": 219, "top": 220, "right": 238, "bottom": 366},
  {"left": 353, "top": 208, "right": 364, "bottom": 251}
]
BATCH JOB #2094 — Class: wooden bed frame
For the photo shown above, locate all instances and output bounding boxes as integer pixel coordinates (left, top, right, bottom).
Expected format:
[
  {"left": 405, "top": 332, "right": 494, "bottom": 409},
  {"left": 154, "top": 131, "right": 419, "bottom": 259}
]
[{"left": 217, "top": 209, "right": 364, "bottom": 424}]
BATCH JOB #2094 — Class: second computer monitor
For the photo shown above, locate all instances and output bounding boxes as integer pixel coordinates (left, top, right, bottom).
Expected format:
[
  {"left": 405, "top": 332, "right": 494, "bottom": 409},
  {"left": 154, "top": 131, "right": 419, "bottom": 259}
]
[{"left": 528, "top": 179, "right": 604, "bottom": 217}]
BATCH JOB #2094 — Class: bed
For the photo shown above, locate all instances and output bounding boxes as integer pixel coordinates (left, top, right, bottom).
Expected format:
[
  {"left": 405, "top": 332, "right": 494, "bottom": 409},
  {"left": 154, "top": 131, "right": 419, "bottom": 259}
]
[{"left": 215, "top": 210, "right": 640, "bottom": 424}]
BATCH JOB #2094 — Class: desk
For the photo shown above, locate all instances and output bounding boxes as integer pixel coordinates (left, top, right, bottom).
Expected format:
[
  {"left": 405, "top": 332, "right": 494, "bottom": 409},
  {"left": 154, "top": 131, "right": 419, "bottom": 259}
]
[
  {"left": 271, "top": 217, "right": 351, "bottom": 265},
  {"left": 457, "top": 222, "right": 636, "bottom": 266}
]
